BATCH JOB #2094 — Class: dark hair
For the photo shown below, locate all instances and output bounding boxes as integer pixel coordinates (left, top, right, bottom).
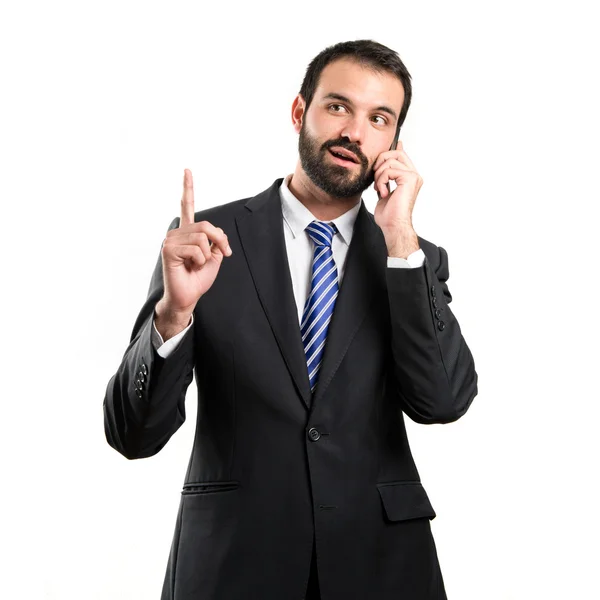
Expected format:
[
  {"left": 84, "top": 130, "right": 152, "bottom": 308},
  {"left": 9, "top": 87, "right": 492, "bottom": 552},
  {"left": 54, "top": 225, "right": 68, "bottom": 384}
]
[{"left": 299, "top": 40, "right": 412, "bottom": 131}]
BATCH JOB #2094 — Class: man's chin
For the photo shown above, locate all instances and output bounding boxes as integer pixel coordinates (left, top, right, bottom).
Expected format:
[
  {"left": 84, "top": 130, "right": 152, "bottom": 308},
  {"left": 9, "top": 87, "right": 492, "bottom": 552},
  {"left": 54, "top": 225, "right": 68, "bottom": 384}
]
[
  {"left": 330, "top": 174, "right": 374, "bottom": 198},
  {"left": 321, "top": 169, "right": 375, "bottom": 197},
  {"left": 316, "top": 179, "right": 368, "bottom": 199},
  {"left": 301, "top": 158, "right": 372, "bottom": 198}
]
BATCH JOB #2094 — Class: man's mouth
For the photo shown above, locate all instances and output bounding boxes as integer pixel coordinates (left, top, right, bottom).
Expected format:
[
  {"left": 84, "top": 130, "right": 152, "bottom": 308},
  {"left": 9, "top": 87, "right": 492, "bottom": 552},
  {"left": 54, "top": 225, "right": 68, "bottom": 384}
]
[{"left": 328, "top": 147, "right": 359, "bottom": 164}]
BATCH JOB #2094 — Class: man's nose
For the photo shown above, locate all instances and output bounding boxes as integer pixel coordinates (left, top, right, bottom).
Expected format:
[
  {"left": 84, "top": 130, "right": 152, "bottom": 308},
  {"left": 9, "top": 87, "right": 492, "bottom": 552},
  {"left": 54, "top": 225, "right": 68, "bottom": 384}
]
[{"left": 340, "top": 116, "right": 366, "bottom": 146}]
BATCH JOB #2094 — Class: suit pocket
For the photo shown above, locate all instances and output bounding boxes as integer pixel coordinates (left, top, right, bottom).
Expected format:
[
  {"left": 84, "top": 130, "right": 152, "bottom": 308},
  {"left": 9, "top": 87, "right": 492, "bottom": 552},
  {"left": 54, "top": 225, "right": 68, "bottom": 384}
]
[
  {"left": 174, "top": 481, "right": 241, "bottom": 596},
  {"left": 182, "top": 480, "right": 240, "bottom": 495},
  {"left": 376, "top": 481, "right": 436, "bottom": 522}
]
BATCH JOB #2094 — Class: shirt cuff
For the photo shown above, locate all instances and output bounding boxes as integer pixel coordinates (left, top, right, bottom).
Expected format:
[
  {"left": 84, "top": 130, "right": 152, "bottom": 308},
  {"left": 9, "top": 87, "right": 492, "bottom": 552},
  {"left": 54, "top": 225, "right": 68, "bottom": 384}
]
[
  {"left": 387, "top": 248, "right": 425, "bottom": 268},
  {"left": 152, "top": 314, "right": 194, "bottom": 359}
]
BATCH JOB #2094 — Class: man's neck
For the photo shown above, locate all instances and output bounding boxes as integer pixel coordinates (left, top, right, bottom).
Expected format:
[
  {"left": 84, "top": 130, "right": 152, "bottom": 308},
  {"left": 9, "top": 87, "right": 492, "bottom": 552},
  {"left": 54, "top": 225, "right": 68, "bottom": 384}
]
[{"left": 288, "top": 167, "right": 360, "bottom": 221}]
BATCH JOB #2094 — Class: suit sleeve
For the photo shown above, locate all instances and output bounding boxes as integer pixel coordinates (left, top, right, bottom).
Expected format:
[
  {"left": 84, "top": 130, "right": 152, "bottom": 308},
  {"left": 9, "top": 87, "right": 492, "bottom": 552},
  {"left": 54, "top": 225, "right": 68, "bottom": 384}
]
[
  {"left": 152, "top": 314, "right": 194, "bottom": 358},
  {"left": 103, "top": 217, "right": 196, "bottom": 459},
  {"left": 386, "top": 244, "right": 478, "bottom": 424}
]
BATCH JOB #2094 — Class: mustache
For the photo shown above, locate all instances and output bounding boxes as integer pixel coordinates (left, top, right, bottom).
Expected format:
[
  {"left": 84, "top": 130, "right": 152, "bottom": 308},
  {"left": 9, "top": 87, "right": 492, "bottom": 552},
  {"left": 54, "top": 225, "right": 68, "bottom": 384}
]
[{"left": 321, "top": 139, "right": 368, "bottom": 167}]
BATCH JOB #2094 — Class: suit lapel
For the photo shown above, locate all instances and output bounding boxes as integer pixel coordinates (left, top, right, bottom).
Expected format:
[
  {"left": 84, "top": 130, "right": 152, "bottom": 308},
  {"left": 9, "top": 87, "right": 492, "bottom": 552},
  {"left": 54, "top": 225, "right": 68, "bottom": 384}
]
[
  {"left": 310, "top": 200, "right": 385, "bottom": 408},
  {"left": 235, "top": 178, "right": 387, "bottom": 412},
  {"left": 236, "top": 179, "right": 313, "bottom": 409}
]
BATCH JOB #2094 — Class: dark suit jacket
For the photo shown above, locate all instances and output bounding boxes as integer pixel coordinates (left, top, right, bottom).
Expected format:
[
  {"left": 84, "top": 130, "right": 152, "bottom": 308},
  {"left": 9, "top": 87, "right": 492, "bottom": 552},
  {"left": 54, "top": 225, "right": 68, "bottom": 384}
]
[{"left": 104, "top": 177, "right": 478, "bottom": 599}]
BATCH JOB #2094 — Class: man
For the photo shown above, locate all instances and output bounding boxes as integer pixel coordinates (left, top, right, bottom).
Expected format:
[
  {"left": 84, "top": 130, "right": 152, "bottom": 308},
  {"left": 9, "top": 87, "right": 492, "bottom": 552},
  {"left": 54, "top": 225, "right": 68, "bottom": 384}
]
[{"left": 104, "top": 39, "right": 478, "bottom": 599}]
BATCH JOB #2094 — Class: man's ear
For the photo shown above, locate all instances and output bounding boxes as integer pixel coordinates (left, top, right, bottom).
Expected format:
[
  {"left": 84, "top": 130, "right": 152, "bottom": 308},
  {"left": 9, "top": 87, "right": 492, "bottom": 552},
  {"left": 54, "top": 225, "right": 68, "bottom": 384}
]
[{"left": 291, "top": 94, "right": 306, "bottom": 134}]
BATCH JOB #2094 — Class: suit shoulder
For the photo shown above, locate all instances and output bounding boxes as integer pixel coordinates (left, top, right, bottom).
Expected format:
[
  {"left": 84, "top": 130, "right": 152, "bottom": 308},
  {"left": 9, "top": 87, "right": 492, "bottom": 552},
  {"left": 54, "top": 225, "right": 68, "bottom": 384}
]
[
  {"left": 166, "top": 196, "right": 250, "bottom": 231},
  {"left": 193, "top": 196, "right": 250, "bottom": 223}
]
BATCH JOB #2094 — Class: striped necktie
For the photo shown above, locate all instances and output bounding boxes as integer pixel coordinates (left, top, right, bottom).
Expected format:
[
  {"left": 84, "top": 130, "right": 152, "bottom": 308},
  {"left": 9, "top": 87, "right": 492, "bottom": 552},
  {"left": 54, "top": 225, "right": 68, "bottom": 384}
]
[{"left": 301, "top": 220, "right": 339, "bottom": 393}]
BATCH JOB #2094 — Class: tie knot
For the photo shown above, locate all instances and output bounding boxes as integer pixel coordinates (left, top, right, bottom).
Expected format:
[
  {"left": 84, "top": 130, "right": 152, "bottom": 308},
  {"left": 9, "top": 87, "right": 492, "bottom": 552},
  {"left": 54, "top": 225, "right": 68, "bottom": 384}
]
[{"left": 306, "top": 220, "right": 338, "bottom": 248}]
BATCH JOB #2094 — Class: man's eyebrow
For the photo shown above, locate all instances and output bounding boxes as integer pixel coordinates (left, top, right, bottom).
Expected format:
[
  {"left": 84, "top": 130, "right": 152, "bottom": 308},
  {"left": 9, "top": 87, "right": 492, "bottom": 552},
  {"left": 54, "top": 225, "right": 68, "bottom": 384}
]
[{"left": 322, "top": 92, "right": 398, "bottom": 122}]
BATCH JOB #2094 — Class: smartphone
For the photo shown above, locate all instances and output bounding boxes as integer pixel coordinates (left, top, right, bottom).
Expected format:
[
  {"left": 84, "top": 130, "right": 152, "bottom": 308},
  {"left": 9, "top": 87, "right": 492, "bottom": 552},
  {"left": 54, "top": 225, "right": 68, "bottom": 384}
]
[
  {"left": 384, "top": 125, "right": 401, "bottom": 195},
  {"left": 390, "top": 124, "right": 401, "bottom": 152}
]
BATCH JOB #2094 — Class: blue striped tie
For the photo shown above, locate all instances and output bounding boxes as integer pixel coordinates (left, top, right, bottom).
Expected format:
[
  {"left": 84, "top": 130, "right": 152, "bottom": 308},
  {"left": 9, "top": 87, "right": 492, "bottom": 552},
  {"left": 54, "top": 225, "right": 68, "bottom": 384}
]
[{"left": 301, "top": 220, "right": 339, "bottom": 393}]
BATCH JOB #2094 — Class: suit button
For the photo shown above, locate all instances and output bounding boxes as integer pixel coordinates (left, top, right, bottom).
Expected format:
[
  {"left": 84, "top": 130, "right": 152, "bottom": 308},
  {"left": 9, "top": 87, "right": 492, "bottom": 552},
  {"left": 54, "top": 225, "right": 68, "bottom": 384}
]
[
  {"left": 138, "top": 371, "right": 146, "bottom": 383},
  {"left": 435, "top": 308, "right": 442, "bottom": 319},
  {"left": 437, "top": 320, "right": 446, "bottom": 331},
  {"left": 135, "top": 389, "right": 143, "bottom": 399},
  {"left": 135, "top": 379, "right": 143, "bottom": 390},
  {"left": 432, "top": 298, "right": 438, "bottom": 308},
  {"left": 308, "top": 427, "right": 321, "bottom": 442},
  {"left": 141, "top": 364, "right": 148, "bottom": 376},
  {"left": 430, "top": 285, "right": 436, "bottom": 296}
]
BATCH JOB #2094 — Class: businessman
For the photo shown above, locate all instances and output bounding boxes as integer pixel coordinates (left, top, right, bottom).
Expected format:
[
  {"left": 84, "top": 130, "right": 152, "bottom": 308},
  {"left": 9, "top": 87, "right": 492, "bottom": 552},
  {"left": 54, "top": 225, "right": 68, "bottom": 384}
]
[{"left": 104, "top": 39, "right": 478, "bottom": 599}]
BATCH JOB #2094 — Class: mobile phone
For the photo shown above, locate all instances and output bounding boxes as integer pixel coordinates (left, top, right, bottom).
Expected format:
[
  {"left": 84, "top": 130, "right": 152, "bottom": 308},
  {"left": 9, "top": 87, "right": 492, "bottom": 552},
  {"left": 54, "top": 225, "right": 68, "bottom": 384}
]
[
  {"left": 384, "top": 125, "right": 401, "bottom": 195},
  {"left": 390, "top": 124, "right": 401, "bottom": 152}
]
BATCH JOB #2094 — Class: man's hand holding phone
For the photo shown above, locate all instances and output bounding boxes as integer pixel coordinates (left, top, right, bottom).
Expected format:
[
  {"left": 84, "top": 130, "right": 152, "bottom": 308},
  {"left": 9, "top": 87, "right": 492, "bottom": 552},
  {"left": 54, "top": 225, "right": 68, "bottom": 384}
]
[
  {"left": 373, "top": 140, "right": 423, "bottom": 258},
  {"left": 154, "top": 169, "right": 232, "bottom": 341}
]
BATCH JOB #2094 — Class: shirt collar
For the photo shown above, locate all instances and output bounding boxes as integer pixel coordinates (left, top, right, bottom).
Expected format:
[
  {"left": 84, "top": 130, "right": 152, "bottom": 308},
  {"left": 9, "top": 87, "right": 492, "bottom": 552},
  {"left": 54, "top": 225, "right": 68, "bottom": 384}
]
[{"left": 279, "top": 174, "right": 361, "bottom": 246}]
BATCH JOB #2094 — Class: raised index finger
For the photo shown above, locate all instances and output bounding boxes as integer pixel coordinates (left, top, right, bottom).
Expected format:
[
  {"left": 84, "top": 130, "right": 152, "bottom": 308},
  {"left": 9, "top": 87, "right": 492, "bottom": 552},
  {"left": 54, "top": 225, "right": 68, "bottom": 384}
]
[{"left": 180, "top": 168, "right": 195, "bottom": 227}]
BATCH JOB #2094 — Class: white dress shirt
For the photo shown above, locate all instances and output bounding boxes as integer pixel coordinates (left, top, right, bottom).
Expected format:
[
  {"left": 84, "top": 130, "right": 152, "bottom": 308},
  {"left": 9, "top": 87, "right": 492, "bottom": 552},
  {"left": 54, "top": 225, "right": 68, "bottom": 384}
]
[{"left": 152, "top": 174, "right": 425, "bottom": 358}]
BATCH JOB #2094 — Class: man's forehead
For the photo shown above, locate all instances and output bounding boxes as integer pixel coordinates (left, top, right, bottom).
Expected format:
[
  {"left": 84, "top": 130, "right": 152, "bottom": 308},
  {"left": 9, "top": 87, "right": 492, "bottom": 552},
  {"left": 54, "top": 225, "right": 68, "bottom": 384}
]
[{"left": 315, "top": 58, "right": 404, "bottom": 107}]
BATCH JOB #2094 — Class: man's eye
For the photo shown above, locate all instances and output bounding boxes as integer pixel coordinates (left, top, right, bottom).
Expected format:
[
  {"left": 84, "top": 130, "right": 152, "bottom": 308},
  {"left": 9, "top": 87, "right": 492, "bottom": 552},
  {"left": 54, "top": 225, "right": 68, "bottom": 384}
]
[
  {"left": 372, "top": 115, "right": 387, "bottom": 125},
  {"left": 329, "top": 104, "right": 347, "bottom": 113}
]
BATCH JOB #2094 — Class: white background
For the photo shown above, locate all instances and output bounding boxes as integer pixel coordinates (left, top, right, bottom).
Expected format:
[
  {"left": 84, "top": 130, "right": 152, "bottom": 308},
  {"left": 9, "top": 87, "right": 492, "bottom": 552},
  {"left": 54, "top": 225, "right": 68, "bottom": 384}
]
[{"left": 1, "top": 0, "right": 598, "bottom": 598}]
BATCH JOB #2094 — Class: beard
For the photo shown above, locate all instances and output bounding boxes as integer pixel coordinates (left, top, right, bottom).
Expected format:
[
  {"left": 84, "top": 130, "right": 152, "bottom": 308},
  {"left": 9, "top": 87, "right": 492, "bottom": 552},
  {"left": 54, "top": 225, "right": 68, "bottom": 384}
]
[{"left": 298, "top": 124, "right": 375, "bottom": 198}]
